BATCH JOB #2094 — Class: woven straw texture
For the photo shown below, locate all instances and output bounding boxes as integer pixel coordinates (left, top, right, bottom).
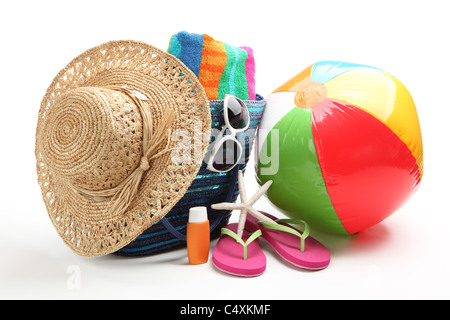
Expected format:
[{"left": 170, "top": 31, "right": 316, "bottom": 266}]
[
  {"left": 35, "top": 41, "right": 211, "bottom": 257},
  {"left": 116, "top": 96, "right": 266, "bottom": 256}
]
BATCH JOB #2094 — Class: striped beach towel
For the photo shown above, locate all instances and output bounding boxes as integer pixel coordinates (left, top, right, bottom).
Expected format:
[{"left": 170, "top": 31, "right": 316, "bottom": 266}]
[{"left": 168, "top": 31, "right": 256, "bottom": 101}]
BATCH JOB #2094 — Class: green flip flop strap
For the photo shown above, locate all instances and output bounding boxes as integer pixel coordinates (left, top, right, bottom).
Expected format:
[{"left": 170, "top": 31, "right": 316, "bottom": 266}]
[
  {"left": 257, "top": 219, "right": 310, "bottom": 252},
  {"left": 220, "top": 228, "right": 263, "bottom": 260}
]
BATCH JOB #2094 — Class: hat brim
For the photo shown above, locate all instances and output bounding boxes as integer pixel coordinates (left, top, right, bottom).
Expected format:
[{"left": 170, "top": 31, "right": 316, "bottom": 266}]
[{"left": 35, "top": 40, "right": 211, "bottom": 257}]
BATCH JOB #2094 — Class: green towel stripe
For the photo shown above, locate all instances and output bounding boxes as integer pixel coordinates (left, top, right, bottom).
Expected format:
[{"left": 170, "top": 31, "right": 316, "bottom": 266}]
[
  {"left": 218, "top": 44, "right": 249, "bottom": 100},
  {"left": 233, "top": 47, "right": 249, "bottom": 100}
]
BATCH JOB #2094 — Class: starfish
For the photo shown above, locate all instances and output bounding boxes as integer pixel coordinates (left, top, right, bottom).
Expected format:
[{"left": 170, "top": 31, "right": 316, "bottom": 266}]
[{"left": 211, "top": 170, "right": 276, "bottom": 239}]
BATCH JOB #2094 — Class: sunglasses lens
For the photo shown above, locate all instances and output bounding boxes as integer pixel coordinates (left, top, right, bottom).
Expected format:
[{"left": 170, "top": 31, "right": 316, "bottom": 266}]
[
  {"left": 212, "top": 139, "right": 241, "bottom": 172},
  {"left": 226, "top": 97, "right": 249, "bottom": 130}
]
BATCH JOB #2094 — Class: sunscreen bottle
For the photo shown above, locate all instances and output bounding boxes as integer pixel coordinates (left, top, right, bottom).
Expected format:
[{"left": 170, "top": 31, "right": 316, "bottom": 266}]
[{"left": 187, "top": 206, "right": 210, "bottom": 265}]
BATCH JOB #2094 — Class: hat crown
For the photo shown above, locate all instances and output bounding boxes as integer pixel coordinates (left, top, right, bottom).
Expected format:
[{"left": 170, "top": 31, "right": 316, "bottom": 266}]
[{"left": 39, "top": 87, "right": 144, "bottom": 191}]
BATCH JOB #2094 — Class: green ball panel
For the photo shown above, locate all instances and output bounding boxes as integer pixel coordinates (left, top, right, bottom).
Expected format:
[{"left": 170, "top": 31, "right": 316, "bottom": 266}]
[{"left": 257, "top": 107, "right": 349, "bottom": 235}]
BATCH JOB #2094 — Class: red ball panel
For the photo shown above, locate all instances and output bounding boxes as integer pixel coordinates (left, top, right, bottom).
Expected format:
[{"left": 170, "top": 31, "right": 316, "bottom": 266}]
[{"left": 311, "top": 98, "right": 421, "bottom": 234}]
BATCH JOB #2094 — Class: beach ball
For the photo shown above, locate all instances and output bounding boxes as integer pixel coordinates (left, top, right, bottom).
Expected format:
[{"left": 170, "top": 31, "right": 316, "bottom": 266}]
[{"left": 256, "top": 61, "right": 423, "bottom": 235}]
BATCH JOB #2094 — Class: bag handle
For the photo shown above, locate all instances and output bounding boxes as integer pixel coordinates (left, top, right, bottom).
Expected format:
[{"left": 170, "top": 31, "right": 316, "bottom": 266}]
[{"left": 160, "top": 165, "right": 240, "bottom": 241}]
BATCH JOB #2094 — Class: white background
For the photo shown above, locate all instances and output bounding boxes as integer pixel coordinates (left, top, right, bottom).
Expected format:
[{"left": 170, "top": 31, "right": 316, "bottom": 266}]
[{"left": 1, "top": 0, "right": 449, "bottom": 300}]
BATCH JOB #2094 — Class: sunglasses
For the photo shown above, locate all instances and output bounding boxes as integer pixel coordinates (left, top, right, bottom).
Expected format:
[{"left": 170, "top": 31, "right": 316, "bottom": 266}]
[{"left": 207, "top": 95, "right": 250, "bottom": 172}]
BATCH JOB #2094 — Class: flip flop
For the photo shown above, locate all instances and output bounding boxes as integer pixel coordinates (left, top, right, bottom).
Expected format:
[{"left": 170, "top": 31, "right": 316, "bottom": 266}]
[
  {"left": 212, "top": 223, "right": 266, "bottom": 277},
  {"left": 245, "top": 211, "right": 330, "bottom": 270}
]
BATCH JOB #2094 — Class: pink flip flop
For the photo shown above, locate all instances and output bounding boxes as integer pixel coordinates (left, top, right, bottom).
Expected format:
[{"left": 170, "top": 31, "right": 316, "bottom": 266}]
[
  {"left": 212, "top": 223, "right": 266, "bottom": 277},
  {"left": 245, "top": 211, "right": 330, "bottom": 270}
]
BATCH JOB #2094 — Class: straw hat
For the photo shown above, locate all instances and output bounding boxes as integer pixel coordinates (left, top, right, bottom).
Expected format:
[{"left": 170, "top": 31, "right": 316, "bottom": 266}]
[{"left": 35, "top": 40, "right": 211, "bottom": 257}]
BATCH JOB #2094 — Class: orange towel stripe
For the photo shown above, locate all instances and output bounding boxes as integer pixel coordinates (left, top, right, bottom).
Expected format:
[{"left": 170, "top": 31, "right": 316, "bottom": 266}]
[
  {"left": 201, "top": 80, "right": 222, "bottom": 87},
  {"left": 200, "top": 64, "right": 228, "bottom": 73},
  {"left": 198, "top": 35, "right": 228, "bottom": 100}
]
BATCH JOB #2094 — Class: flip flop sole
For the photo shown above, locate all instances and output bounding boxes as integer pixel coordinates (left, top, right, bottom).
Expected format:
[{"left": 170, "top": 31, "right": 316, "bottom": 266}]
[
  {"left": 246, "top": 212, "right": 330, "bottom": 270},
  {"left": 212, "top": 223, "right": 266, "bottom": 277},
  {"left": 212, "top": 262, "right": 266, "bottom": 277}
]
